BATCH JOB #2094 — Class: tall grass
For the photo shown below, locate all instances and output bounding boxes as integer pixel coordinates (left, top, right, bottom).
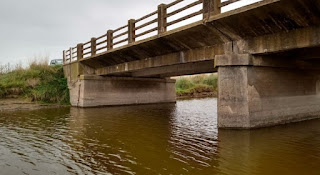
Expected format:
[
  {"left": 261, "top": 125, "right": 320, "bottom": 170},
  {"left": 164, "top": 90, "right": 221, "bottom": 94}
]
[
  {"left": 176, "top": 74, "right": 218, "bottom": 97},
  {"left": 0, "top": 58, "right": 69, "bottom": 104}
]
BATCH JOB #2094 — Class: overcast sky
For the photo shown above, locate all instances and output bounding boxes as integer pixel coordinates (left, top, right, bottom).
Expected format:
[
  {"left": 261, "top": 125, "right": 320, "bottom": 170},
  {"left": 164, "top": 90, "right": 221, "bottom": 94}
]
[{"left": 0, "top": 0, "right": 261, "bottom": 66}]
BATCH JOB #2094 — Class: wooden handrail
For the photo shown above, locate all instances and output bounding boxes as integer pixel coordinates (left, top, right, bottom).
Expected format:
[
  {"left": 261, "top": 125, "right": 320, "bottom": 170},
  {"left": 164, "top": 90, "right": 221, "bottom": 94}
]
[
  {"left": 96, "top": 40, "right": 107, "bottom": 46},
  {"left": 167, "top": 0, "right": 184, "bottom": 8},
  {"left": 113, "top": 25, "right": 128, "bottom": 33},
  {"left": 135, "top": 18, "right": 158, "bottom": 31},
  {"left": 83, "top": 45, "right": 91, "bottom": 51},
  {"left": 113, "top": 31, "right": 128, "bottom": 39},
  {"left": 96, "top": 33, "right": 108, "bottom": 40},
  {"left": 64, "top": 0, "right": 268, "bottom": 64},
  {"left": 220, "top": 0, "right": 241, "bottom": 7},
  {"left": 83, "top": 50, "right": 91, "bottom": 56},
  {"left": 136, "top": 10, "right": 158, "bottom": 23},
  {"left": 83, "top": 41, "right": 91, "bottom": 45},
  {"left": 167, "top": 9, "right": 203, "bottom": 27},
  {"left": 113, "top": 38, "right": 128, "bottom": 46},
  {"left": 96, "top": 45, "right": 108, "bottom": 52},
  {"left": 135, "top": 27, "right": 158, "bottom": 38},
  {"left": 167, "top": 0, "right": 203, "bottom": 18}
]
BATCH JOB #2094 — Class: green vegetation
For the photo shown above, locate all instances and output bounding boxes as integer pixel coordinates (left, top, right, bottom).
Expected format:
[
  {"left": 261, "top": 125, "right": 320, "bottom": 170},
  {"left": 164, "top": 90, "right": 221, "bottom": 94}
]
[
  {"left": 0, "top": 61, "right": 69, "bottom": 104},
  {"left": 176, "top": 74, "right": 218, "bottom": 98}
]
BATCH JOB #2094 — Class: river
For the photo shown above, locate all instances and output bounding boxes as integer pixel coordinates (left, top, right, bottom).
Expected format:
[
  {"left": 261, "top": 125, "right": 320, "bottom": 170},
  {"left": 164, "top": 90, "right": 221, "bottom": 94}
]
[{"left": 0, "top": 98, "right": 319, "bottom": 175}]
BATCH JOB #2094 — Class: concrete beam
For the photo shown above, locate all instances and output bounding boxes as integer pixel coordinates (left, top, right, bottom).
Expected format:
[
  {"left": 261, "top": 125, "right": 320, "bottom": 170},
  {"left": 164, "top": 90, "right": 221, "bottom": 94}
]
[
  {"left": 131, "top": 60, "right": 217, "bottom": 78},
  {"left": 96, "top": 44, "right": 225, "bottom": 76},
  {"left": 244, "top": 26, "right": 320, "bottom": 55}
]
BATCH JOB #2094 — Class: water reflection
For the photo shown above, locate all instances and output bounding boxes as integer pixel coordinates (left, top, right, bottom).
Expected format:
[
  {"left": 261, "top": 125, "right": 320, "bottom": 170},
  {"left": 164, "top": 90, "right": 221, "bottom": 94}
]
[
  {"left": 0, "top": 98, "right": 320, "bottom": 175},
  {"left": 218, "top": 121, "right": 320, "bottom": 175},
  {"left": 168, "top": 99, "right": 219, "bottom": 174}
]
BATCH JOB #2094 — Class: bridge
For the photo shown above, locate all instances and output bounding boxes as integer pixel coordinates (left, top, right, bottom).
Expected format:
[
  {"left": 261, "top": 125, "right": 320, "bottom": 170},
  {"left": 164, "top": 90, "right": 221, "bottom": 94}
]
[{"left": 63, "top": 0, "right": 320, "bottom": 129}]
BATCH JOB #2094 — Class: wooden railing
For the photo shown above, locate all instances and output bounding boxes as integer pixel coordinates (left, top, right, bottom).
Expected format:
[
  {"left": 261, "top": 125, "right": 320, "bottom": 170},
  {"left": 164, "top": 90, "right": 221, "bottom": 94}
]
[{"left": 63, "top": 0, "right": 249, "bottom": 64}]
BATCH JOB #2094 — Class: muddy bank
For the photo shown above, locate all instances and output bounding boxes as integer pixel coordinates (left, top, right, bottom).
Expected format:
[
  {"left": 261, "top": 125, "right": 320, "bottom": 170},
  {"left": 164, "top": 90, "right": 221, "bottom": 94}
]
[
  {"left": 177, "top": 91, "right": 217, "bottom": 99},
  {"left": 0, "top": 98, "right": 67, "bottom": 112}
]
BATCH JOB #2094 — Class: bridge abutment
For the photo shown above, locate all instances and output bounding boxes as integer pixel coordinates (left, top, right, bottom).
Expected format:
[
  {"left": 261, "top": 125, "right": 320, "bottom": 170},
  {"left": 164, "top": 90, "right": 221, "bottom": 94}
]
[
  {"left": 217, "top": 54, "right": 320, "bottom": 129},
  {"left": 68, "top": 75, "right": 176, "bottom": 107}
]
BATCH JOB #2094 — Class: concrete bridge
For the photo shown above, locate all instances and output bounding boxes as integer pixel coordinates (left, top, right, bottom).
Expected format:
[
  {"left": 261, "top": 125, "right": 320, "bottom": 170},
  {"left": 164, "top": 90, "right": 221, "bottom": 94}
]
[{"left": 63, "top": 0, "right": 320, "bottom": 129}]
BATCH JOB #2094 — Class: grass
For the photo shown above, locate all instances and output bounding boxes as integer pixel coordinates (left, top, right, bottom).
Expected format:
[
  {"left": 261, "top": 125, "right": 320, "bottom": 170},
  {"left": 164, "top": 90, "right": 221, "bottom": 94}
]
[
  {"left": 176, "top": 74, "right": 218, "bottom": 97},
  {"left": 0, "top": 59, "right": 69, "bottom": 104}
]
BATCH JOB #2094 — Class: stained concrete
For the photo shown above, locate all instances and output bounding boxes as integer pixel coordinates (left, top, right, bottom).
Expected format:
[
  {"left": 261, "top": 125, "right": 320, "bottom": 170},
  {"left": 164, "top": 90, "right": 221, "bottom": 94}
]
[
  {"left": 68, "top": 75, "right": 176, "bottom": 107},
  {"left": 217, "top": 55, "right": 320, "bottom": 129}
]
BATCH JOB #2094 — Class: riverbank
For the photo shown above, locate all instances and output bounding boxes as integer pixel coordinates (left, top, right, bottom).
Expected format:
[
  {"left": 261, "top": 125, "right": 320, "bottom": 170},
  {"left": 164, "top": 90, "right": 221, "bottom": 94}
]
[
  {"left": 0, "top": 60, "right": 69, "bottom": 104},
  {"left": 175, "top": 74, "right": 218, "bottom": 99},
  {"left": 0, "top": 98, "right": 66, "bottom": 112}
]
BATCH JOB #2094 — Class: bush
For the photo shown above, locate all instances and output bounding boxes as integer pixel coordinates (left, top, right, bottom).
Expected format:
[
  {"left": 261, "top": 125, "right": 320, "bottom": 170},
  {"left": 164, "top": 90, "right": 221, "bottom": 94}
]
[
  {"left": 203, "top": 74, "right": 218, "bottom": 90},
  {"left": 175, "top": 74, "right": 218, "bottom": 97},
  {"left": 176, "top": 78, "right": 194, "bottom": 90}
]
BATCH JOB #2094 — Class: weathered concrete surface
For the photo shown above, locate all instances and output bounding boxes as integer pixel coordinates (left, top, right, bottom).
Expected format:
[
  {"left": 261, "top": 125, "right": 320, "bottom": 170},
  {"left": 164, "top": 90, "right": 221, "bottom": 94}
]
[
  {"left": 69, "top": 75, "right": 176, "bottom": 107},
  {"left": 217, "top": 55, "right": 320, "bottom": 129}
]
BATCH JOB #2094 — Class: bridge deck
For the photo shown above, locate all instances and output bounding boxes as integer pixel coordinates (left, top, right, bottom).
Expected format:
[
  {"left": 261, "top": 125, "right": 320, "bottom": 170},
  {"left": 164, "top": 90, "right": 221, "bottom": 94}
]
[{"left": 64, "top": 0, "right": 320, "bottom": 76}]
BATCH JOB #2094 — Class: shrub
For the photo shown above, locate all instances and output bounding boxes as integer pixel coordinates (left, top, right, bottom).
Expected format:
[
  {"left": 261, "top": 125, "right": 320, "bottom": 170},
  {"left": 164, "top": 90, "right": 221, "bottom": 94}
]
[
  {"left": 176, "top": 78, "right": 194, "bottom": 90},
  {"left": 203, "top": 74, "right": 218, "bottom": 90},
  {"left": 175, "top": 74, "right": 218, "bottom": 97}
]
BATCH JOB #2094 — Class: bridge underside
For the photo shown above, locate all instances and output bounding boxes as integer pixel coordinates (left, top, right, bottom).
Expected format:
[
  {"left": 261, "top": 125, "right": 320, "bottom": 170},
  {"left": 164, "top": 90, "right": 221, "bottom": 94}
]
[{"left": 64, "top": 0, "right": 320, "bottom": 129}]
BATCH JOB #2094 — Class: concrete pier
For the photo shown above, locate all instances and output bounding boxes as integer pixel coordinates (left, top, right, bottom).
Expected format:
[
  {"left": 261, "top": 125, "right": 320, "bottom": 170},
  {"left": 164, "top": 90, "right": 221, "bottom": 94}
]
[
  {"left": 69, "top": 75, "right": 176, "bottom": 107},
  {"left": 217, "top": 54, "right": 320, "bottom": 129}
]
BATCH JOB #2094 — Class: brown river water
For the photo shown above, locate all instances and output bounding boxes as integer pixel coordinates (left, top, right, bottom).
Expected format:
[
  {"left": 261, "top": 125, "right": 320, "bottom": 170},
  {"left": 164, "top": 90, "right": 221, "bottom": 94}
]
[{"left": 0, "top": 98, "right": 320, "bottom": 175}]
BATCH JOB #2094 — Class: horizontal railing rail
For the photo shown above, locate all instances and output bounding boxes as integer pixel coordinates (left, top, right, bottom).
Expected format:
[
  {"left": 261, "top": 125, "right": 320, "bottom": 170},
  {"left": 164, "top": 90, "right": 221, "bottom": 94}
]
[{"left": 63, "top": 0, "right": 261, "bottom": 64}]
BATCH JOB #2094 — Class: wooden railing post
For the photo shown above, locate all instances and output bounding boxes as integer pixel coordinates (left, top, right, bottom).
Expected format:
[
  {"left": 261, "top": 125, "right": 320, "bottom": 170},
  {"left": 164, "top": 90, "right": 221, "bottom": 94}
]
[
  {"left": 63, "top": 50, "right": 66, "bottom": 64},
  {"left": 158, "top": 4, "right": 167, "bottom": 34},
  {"left": 107, "top": 30, "right": 113, "bottom": 50},
  {"left": 203, "top": 0, "right": 221, "bottom": 20},
  {"left": 128, "top": 19, "right": 136, "bottom": 43},
  {"left": 91, "top": 37, "right": 97, "bottom": 56},
  {"left": 69, "top": 47, "right": 73, "bottom": 62},
  {"left": 77, "top": 43, "right": 83, "bottom": 60}
]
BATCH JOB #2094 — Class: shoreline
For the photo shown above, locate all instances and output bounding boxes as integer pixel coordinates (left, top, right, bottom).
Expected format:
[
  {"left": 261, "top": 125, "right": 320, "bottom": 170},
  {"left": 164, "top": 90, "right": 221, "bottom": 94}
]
[
  {"left": 176, "top": 91, "right": 217, "bottom": 100},
  {"left": 0, "top": 93, "right": 217, "bottom": 112},
  {"left": 0, "top": 98, "right": 67, "bottom": 112}
]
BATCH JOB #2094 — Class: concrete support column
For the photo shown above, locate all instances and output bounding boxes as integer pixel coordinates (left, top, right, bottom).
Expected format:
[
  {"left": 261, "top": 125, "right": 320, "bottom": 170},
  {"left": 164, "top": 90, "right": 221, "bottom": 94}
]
[
  {"left": 216, "top": 54, "right": 320, "bottom": 129},
  {"left": 69, "top": 75, "right": 176, "bottom": 107}
]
